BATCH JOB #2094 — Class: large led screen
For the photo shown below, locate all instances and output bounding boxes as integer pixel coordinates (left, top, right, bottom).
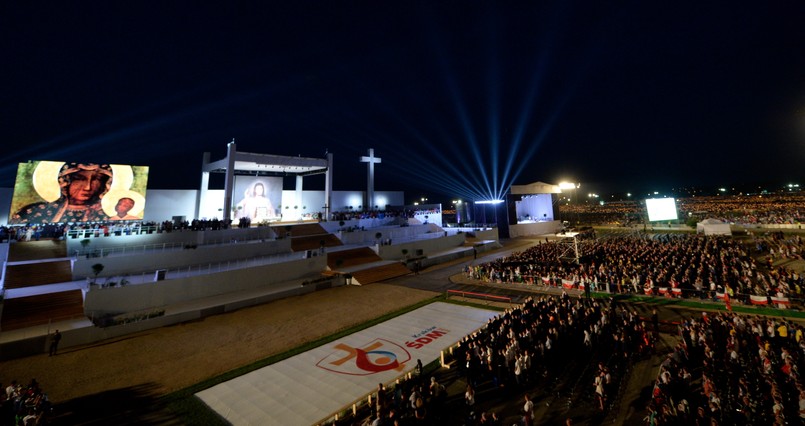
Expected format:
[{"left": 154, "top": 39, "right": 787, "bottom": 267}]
[
  {"left": 9, "top": 161, "right": 149, "bottom": 224},
  {"left": 233, "top": 176, "right": 282, "bottom": 221},
  {"left": 645, "top": 197, "right": 678, "bottom": 222}
]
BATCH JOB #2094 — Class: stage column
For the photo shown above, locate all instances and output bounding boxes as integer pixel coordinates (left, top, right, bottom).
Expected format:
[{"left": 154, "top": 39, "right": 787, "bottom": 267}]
[
  {"left": 222, "top": 141, "right": 237, "bottom": 221},
  {"left": 197, "top": 152, "right": 210, "bottom": 220},
  {"left": 295, "top": 175, "right": 304, "bottom": 220}
]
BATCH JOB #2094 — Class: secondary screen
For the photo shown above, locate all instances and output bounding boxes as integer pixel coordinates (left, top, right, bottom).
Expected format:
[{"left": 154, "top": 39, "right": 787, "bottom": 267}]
[
  {"left": 9, "top": 161, "right": 149, "bottom": 224},
  {"left": 645, "top": 198, "right": 678, "bottom": 222}
]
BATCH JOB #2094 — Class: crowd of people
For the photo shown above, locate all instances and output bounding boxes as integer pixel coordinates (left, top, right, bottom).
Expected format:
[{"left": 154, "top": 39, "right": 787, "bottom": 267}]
[
  {"left": 364, "top": 366, "right": 453, "bottom": 426},
  {"left": 355, "top": 293, "right": 656, "bottom": 425},
  {"left": 466, "top": 233, "right": 805, "bottom": 304},
  {"left": 646, "top": 311, "right": 805, "bottom": 425},
  {"left": 449, "top": 294, "right": 652, "bottom": 425},
  {"left": 329, "top": 207, "right": 440, "bottom": 223},
  {"left": 1, "top": 379, "right": 51, "bottom": 425},
  {"left": 560, "top": 193, "right": 805, "bottom": 226}
]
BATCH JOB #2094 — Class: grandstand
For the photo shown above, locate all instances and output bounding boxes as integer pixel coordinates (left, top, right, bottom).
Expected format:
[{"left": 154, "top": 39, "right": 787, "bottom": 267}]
[{"left": 0, "top": 218, "right": 500, "bottom": 360}]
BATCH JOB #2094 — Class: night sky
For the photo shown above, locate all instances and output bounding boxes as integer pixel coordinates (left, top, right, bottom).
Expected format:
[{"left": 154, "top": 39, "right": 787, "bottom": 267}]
[{"left": 2, "top": 2, "right": 804, "bottom": 202}]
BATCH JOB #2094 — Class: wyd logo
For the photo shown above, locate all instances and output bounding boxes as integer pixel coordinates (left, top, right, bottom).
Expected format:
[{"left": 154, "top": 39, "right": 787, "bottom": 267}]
[{"left": 316, "top": 339, "right": 411, "bottom": 376}]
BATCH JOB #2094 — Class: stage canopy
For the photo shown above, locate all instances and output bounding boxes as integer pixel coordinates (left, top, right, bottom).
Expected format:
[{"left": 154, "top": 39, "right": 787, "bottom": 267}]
[{"left": 200, "top": 141, "right": 333, "bottom": 220}]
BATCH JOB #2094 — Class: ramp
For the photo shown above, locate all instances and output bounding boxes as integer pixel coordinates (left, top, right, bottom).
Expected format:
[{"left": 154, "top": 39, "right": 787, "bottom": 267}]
[
  {"left": 351, "top": 262, "right": 412, "bottom": 285},
  {"left": 326, "top": 247, "right": 382, "bottom": 269},
  {"left": 3, "top": 260, "right": 73, "bottom": 289},
  {"left": 7, "top": 240, "right": 67, "bottom": 262},
  {"left": 1, "top": 290, "right": 85, "bottom": 331}
]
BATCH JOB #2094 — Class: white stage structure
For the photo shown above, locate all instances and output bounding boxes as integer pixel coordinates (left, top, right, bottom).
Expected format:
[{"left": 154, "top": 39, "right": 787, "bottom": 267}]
[
  {"left": 697, "top": 218, "right": 732, "bottom": 236},
  {"left": 505, "top": 181, "right": 563, "bottom": 237},
  {"left": 199, "top": 140, "right": 333, "bottom": 221},
  {"left": 197, "top": 302, "right": 498, "bottom": 425}
]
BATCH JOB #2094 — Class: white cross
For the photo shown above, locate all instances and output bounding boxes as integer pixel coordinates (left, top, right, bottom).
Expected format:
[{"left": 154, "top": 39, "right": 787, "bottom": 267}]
[{"left": 360, "top": 148, "right": 382, "bottom": 209}]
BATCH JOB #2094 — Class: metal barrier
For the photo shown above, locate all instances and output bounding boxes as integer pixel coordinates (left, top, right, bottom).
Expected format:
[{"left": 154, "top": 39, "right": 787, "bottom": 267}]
[
  {"left": 76, "top": 242, "right": 187, "bottom": 258},
  {"left": 66, "top": 225, "right": 159, "bottom": 239},
  {"left": 446, "top": 289, "right": 512, "bottom": 305}
]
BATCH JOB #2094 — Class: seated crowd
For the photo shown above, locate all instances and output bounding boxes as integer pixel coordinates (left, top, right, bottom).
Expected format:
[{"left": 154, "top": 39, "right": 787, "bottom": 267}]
[
  {"left": 1, "top": 379, "right": 51, "bottom": 426},
  {"left": 647, "top": 311, "right": 805, "bottom": 425},
  {"left": 561, "top": 193, "right": 805, "bottom": 226},
  {"left": 466, "top": 233, "right": 805, "bottom": 303},
  {"left": 360, "top": 294, "right": 654, "bottom": 425},
  {"left": 452, "top": 294, "right": 653, "bottom": 423}
]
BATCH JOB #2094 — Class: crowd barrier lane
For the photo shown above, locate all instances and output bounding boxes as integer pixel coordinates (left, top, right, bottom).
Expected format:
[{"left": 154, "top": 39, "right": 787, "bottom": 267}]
[
  {"left": 470, "top": 274, "right": 804, "bottom": 311},
  {"left": 446, "top": 289, "right": 512, "bottom": 305}
]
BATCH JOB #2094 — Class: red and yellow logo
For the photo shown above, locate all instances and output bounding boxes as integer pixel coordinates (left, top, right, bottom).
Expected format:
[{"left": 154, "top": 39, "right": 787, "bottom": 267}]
[{"left": 316, "top": 338, "right": 411, "bottom": 376}]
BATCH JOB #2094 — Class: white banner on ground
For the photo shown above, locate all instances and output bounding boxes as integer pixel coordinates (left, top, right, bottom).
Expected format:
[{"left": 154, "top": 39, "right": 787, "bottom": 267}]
[{"left": 196, "top": 302, "right": 498, "bottom": 425}]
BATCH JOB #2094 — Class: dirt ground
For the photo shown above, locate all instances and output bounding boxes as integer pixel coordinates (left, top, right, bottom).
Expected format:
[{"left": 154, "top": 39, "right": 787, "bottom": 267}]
[{"left": 0, "top": 283, "right": 438, "bottom": 403}]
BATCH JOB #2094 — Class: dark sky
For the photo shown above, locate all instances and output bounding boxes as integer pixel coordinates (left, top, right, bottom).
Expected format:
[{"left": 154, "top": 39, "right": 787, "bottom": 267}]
[{"left": 2, "top": 2, "right": 804, "bottom": 202}]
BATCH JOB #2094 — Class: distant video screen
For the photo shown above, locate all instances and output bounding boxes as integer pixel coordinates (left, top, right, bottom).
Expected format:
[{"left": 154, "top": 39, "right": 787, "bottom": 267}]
[
  {"left": 233, "top": 176, "right": 282, "bottom": 221},
  {"left": 9, "top": 161, "right": 149, "bottom": 224},
  {"left": 645, "top": 198, "right": 678, "bottom": 222}
]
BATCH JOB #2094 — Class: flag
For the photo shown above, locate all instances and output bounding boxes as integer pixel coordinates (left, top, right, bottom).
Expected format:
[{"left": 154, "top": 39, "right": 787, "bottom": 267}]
[
  {"left": 750, "top": 295, "right": 768, "bottom": 305},
  {"left": 724, "top": 292, "right": 732, "bottom": 311}
]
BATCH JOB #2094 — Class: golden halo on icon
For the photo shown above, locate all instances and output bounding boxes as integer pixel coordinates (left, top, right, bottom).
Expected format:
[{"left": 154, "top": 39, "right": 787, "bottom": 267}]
[
  {"left": 102, "top": 189, "right": 146, "bottom": 218},
  {"left": 110, "top": 164, "right": 133, "bottom": 190},
  {"left": 31, "top": 161, "right": 65, "bottom": 202}
]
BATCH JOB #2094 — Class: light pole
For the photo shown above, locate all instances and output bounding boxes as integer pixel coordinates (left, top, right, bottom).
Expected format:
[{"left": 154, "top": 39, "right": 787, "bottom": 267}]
[{"left": 559, "top": 182, "right": 580, "bottom": 225}]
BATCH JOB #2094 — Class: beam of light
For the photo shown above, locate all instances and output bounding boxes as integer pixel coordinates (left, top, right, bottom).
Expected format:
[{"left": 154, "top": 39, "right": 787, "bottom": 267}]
[
  {"left": 484, "top": 10, "right": 502, "bottom": 204},
  {"left": 427, "top": 33, "right": 495, "bottom": 200},
  {"left": 300, "top": 58, "right": 500, "bottom": 199},
  {"left": 476, "top": 199, "right": 504, "bottom": 204},
  {"left": 498, "top": 56, "right": 549, "bottom": 200},
  {"left": 441, "top": 72, "right": 495, "bottom": 199},
  {"left": 317, "top": 87, "right": 494, "bottom": 201}
]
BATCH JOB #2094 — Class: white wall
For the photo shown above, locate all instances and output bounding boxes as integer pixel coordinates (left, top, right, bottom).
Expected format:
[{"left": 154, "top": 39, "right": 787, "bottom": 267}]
[
  {"left": 508, "top": 220, "right": 562, "bottom": 237},
  {"left": 376, "top": 233, "right": 466, "bottom": 260},
  {"left": 329, "top": 191, "right": 404, "bottom": 212},
  {"left": 143, "top": 189, "right": 199, "bottom": 222},
  {"left": 319, "top": 217, "right": 399, "bottom": 233},
  {"left": 337, "top": 224, "right": 432, "bottom": 245},
  {"left": 1, "top": 187, "right": 406, "bottom": 224},
  {"left": 83, "top": 256, "right": 327, "bottom": 315},
  {"left": 73, "top": 239, "right": 292, "bottom": 278},
  {"left": 199, "top": 189, "right": 405, "bottom": 221}
]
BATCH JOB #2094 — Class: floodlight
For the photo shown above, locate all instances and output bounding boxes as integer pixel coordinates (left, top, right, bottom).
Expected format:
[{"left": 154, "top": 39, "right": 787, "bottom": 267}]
[{"left": 558, "top": 182, "right": 577, "bottom": 190}]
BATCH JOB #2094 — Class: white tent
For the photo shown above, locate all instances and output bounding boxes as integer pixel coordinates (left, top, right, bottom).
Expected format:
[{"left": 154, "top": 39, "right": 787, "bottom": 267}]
[{"left": 696, "top": 218, "right": 732, "bottom": 236}]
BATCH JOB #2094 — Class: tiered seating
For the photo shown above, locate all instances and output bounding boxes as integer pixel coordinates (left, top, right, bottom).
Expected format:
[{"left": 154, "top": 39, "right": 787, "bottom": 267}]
[
  {"left": 3, "top": 261, "right": 73, "bottom": 289},
  {"left": 290, "top": 234, "right": 342, "bottom": 252},
  {"left": 1, "top": 291, "right": 85, "bottom": 331},
  {"left": 326, "top": 248, "right": 382, "bottom": 269},
  {"left": 273, "top": 223, "right": 328, "bottom": 238},
  {"left": 7, "top": 240, "right": 67, "bottom": 262},
  {"left": 351, "top": 263, "right": 412, "bottom": 285},
  {"left": 272, "top": 223, "right": 344, "bottom": 252}
]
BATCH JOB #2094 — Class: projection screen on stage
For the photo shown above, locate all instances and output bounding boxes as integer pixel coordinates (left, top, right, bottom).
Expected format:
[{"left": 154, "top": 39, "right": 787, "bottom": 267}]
[
  {"left": 232, "top": 176, "right": 282, "bottom": 221},
  {"left": 8, "top": 161, "right": 149, "bottom": 224}
]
